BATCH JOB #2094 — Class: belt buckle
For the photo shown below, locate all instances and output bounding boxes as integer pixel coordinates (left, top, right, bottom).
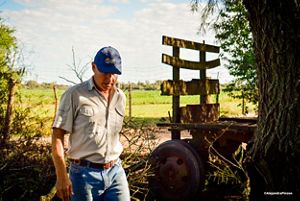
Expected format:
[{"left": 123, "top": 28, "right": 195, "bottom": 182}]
[
  {"left": 103, "top": 161, "right": 111, "bottom": 169},
  {"left": 103, "top": 160, "right": 114, "bottom": 169}
]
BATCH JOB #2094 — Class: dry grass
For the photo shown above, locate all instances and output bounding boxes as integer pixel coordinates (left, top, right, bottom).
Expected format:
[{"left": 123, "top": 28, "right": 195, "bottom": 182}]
[
  {"left": 120, "top": 123, "right": 161, "bottom": 200},
  {"left": 0, "top": 124, "right": 163, "bottom": 201},
  {"left": 0, "top": 136, "right": 56, "bottom": 201}
]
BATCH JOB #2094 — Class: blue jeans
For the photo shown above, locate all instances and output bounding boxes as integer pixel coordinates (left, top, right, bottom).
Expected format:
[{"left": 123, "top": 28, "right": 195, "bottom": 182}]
[{"left": 69, "top": 159, "right": 130, "bottom": 201}]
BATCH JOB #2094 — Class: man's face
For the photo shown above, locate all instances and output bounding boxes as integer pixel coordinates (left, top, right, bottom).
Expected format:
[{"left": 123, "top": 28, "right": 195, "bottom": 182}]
[{"left": 92, "top": 63, "right": 118, "bottom": 92}]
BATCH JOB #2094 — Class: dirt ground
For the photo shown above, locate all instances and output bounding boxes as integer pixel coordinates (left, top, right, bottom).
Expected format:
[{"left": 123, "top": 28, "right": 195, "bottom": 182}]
[
  {"left": 40, "top": 127, "right": 192, "bottom": 150},
  {"left": 40, "top": 126, "right": 246, "bottom": 201}
]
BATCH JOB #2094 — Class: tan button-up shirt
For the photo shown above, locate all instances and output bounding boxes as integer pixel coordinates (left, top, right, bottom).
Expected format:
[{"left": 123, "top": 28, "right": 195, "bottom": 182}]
[{"left": 53, "top": 77, "right": 126, "bottom": 163}]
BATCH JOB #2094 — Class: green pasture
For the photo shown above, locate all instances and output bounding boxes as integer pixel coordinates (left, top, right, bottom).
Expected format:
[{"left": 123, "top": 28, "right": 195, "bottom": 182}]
[
  {"left": 124, "top": 90, "right": 256, "bottom": 118},
  {"left": 18, "top": 88, "right": 65, "bottom": 118},
  {"left": 19, "top": 87, "right": 256, "bottom": 128}
]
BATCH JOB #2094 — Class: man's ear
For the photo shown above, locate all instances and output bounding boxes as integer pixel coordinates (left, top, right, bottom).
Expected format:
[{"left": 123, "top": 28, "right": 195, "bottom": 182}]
[{"left": 92, "top": 62, "right": 97, "bottom": 73}]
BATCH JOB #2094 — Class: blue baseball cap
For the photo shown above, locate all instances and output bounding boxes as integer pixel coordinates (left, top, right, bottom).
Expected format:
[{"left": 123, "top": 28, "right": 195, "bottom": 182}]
[{"left": 93, "top": 46, "right": 122, "bottom": 75}]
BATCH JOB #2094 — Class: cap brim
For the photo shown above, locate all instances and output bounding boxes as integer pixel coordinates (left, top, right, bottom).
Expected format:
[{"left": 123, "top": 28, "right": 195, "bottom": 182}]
[{"left": 97, "top": 63, "right": 122, "bottom": 75}]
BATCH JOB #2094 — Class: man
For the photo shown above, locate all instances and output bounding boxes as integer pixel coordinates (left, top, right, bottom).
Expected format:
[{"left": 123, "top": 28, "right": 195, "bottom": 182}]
[{"left": 52, "top": 46, "right": 130, "bottom": 201}]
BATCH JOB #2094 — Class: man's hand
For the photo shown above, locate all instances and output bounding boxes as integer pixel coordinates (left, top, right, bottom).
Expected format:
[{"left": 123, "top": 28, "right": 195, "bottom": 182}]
[
  {"left": 56, "top": 176, "right": 73, "bottom": 201},
  {"left": 52, "top": 128, "right": 72, "bottom": 201}
]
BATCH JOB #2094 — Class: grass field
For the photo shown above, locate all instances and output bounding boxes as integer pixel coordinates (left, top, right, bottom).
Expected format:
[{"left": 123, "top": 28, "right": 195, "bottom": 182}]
[
  {"left": 124, "top": 90, "right": 256, "bottom": 118},
  {"left": 19, "top": 87, "right": 256, "bottom": 125}
]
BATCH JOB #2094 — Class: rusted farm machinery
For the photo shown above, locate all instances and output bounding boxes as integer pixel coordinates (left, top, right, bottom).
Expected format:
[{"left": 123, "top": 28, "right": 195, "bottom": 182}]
[{"left": 148, "top": 36, "right": 256, "bottom": 201}]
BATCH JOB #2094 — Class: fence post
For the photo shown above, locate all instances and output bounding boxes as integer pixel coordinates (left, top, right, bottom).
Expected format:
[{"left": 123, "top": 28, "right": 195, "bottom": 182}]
[
  {"left": 242, "top": 89, "right": 245, "bottom": 115},
  {"left": 2, "top": 78, "right": 17, "bottom": 144},
  {"left": 53, "top": 84, "right": 58, "bottom": 124},
  {"left": 128, "top": 82, "right": 132, "bottom": 121}
]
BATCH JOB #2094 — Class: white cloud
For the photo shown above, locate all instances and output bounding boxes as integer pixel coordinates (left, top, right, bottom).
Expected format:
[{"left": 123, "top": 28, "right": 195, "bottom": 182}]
[
  {"left": 112, "top": 0, "right": 129, "bottom": 3},
  {"left": 2, "top": 0, "right": 231, "bottom": 84}
]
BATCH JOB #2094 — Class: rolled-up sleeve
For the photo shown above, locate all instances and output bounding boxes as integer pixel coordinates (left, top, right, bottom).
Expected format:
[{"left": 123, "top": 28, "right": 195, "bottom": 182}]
[{"left": 53, "top": 89, "right": 74, "bottom": 133}]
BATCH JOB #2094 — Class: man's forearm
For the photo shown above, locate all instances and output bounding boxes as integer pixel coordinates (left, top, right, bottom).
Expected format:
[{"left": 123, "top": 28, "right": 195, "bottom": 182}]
[
  {"left": 52, "top": 128, "right": 73, "bottom": 201},
  {"left": 52, "top": 128, "right": 68, "bottom": 178}
]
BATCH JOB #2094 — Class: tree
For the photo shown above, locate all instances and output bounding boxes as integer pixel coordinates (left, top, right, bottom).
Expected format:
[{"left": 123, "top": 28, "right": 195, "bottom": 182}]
[
  {"left": 243, "top": 0, "right": 300, "bottom": 200},
  {"left": 213, "top": 0, "right": 258, "bottom": 108},
  {"left": 24, "top": 80, "right": 39, "bottom": 88},
  {"left": 0, "top": 17, "right": 25, "bottom": 144},
  {"left": 0, "top": 18, "right": 17, "bottom": 91},
  {"left": 192, "top": 0, "right": 300, "bottom": 200}
]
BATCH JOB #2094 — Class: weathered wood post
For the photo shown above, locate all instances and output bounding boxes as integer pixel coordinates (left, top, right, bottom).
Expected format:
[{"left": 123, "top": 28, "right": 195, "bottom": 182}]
[
  {"left": 2, "top": 78, "right": 17, "bottom": 144},
  {"left": 128, "top": 82, "right": 132, "bottom": 121},
  {"left": 200, "top": 40, "right": 208, "bottom": 104},
  {"left": 161, "top": 35, "right": 220, "bottom": 126},
  {"left": 52, "top": 84, "right": 58, "bottom": 124},
  {"left": 171, "top": 46, "right": 181, "bottom": 139}
]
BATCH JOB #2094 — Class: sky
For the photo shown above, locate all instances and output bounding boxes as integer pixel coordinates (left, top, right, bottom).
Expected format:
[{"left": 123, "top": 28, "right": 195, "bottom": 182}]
[{"left": 1, "top": 0, "right": 233, "bottom": 84}]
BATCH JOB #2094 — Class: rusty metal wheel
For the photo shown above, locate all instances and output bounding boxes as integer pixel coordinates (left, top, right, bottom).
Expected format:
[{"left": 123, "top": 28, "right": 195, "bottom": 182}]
[{"left": 149, "top": 140, "right": 205, "bottom": 201}]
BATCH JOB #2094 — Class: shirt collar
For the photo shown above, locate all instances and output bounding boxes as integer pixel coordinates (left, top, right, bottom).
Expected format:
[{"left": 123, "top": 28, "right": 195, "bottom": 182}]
[{"left": 87, "top": 77, "right": 95, "bottom": 91}]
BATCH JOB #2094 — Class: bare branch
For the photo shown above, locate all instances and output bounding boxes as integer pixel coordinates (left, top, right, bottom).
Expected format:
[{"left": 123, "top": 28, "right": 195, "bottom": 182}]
[
  {"left": 191, "top": 0, "right": 222, "bottom": 33},
  {"left": 58, "top": 76, "right": 77, "bottom": 85},
  {"left": 59, "top": 47, "right": 91, "bottom": 84}
]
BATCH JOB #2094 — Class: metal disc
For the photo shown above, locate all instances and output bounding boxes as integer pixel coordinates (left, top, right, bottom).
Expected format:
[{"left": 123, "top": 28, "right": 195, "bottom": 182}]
[{"left": 149, "top": 140, "right": 205, "bottom": 201}]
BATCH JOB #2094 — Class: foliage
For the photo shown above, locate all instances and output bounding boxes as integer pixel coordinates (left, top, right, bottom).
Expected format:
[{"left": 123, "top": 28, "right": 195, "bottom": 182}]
[
  {"left": 0, "top": 17, "right": 17, "bottom": 107},
  {"left": 23, "top": 80, "right": 69, "bottom": 90},
  {"left": 0, "top": 17, "right": 26, "bottom": 141},
  {"left": 0, "top": 18, "right": 17, "bottom": 62},
  {"left": 191, "top": 0, "right": 258, "bottom": 107},
  {"left": 0, "top": 136, "right": 56, "bottom": 201},
  {"left": 11, "top": 104, "right": 52, "bottom": 136},
  {"left": 214, "top": 0, "right": 258, "bottom": 105},
  {"left": 0, "top": 17, "right": 24, "bottom": 86},
  {"left": 207, "top": 142, "right": 250, "bottom": 200},
  {"left": 119, "top": 80, "right": 162, "bottom": 91},
  {"left": 24, "top": 80, "right": 39, "bottom": 88}
]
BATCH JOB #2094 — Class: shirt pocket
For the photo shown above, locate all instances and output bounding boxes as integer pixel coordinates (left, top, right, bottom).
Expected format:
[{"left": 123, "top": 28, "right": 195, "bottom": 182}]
[
  {"left": 79, "top": 106, "right": 94, "bottom": 117},
  {"left": 80, "top": 106, "right": 106, "bottom": 145},
  {"left": 78, "top": 106, "right": 95, "bottom": 134}
]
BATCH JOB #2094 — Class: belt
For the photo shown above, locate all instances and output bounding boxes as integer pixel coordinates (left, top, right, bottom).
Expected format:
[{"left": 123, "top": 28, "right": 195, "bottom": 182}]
[{"left": 69, "top": 158, "right": 117, "bottom": 169}]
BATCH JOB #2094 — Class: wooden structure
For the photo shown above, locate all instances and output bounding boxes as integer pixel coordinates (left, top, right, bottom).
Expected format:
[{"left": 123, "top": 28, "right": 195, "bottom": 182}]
[
  {"left": 161, "top": 35, "right": 221, "bottom": 139},
  {"left": 149, "top": 36, "right": 256, "bottom": 201}
]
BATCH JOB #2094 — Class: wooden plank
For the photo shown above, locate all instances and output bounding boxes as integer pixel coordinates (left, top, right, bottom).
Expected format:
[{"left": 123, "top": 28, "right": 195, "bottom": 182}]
[
  {"left": 161, "top": 79, "right": 220, "bottom": 96},
  {"left": 156, "top": 122, "right": 257, "bottom": 133},
  {"left": 219, "top": 117, "right": 257, "bottom": 124},
  {"left": 180, "top": 104, "right": 220, "bottom": 123},
  {"left": 162, "top": 35, "right": 220, "bottom": 53},
  {"left": 162, "top": 54, "right": 220, "bottom": 70}
]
